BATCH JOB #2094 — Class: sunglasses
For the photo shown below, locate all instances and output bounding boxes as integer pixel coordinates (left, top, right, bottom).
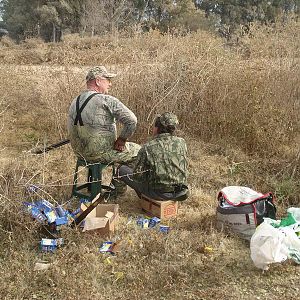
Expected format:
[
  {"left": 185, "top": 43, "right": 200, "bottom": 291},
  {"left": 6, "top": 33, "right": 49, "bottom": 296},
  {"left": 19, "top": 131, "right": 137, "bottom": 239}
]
[{"left": 103, "top": 77, "right": 112, "bottom": 83}]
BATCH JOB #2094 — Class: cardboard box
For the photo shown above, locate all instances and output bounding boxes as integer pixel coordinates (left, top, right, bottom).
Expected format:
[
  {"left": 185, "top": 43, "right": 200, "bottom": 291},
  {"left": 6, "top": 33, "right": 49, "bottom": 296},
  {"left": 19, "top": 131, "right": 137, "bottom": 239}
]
[
  {"left": 81, "top": 203, "right": 119, "bottom": 235},
  {"left": 140, "top": 196, "right": 178, "bottom": 219}
]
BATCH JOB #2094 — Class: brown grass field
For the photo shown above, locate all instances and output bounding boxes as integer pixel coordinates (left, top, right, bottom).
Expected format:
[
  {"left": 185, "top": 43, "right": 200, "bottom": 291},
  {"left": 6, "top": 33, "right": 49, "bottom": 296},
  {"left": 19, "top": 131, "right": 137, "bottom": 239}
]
[{"left": 0, "top": 22, "right": 299, "bottom": 299}]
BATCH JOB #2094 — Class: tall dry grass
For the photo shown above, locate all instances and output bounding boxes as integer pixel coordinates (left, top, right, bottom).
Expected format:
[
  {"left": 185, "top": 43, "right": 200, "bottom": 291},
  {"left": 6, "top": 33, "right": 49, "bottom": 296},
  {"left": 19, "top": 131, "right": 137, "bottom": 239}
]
[
  {"left": 0, "top": 21, "right": 299, "bottom": 195},
  {"left": 0, "top": 22, "right": 299, "bottom": 202},
  {"left": 2, "top": 24, "right": 299, "bottom": 155}
]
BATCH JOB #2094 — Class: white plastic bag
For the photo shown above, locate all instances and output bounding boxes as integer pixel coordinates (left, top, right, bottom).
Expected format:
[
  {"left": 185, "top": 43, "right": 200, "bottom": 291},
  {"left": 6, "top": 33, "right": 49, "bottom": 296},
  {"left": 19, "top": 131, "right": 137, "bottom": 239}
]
[
  {"left": 250, "top": 220, "right": 300, "bottom": 270},
  {"left": 287, "top": 207, "right": 300, "bottom": 222}
]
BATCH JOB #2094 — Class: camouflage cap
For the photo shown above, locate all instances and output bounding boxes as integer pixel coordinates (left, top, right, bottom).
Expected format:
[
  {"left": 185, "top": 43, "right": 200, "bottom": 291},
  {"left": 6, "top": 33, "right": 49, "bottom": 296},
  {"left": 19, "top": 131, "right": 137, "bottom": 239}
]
[
  {"left": 86, "top": 66, "right": 117, "bottom": 81},
  {"left": 159, "top": 112, "right": 179, "bottom": 128}
]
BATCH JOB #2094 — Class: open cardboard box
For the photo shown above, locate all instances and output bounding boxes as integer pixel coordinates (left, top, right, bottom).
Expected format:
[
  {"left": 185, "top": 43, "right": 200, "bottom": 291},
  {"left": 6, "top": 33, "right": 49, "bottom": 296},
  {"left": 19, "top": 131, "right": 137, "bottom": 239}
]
[{"left": 81, "top": 203, "right": 119, "bottom": 235}]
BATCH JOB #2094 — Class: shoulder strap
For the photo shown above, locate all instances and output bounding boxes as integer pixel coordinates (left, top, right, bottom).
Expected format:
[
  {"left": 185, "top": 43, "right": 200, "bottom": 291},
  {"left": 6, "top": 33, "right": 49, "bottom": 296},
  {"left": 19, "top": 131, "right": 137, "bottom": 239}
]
[{"left": 74, "top": 93, "right": 99, "bottom": 126}]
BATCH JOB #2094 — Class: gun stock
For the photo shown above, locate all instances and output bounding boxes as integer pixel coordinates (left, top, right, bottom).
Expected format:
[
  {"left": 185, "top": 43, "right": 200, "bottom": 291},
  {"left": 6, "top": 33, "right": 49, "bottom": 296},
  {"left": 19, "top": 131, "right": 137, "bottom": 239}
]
[{"left": 71, "top": 193, "right": 105, "bottom": 227}]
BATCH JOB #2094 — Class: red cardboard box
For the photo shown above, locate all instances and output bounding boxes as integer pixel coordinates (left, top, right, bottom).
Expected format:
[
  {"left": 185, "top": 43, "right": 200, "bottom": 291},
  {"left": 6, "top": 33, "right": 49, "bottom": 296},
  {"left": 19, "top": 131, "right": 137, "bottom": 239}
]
[{"left": 140, "top": 196, "right": 178, "bottom": 220}]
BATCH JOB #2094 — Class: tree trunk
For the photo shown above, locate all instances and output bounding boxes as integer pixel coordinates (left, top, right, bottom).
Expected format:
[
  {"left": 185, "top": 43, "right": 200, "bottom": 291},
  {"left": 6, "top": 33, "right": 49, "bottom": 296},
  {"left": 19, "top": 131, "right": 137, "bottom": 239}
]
[
  {"left": 37, "top": 23, "right": 40, "bottom": 37},
  {"left": 52, "top": 23, "right": 56, "bottom": 43}
]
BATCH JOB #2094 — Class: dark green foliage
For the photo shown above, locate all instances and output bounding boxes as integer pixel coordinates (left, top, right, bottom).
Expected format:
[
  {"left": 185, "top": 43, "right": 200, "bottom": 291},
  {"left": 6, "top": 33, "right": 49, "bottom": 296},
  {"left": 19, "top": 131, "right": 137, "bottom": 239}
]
[
  {"left": 1, "top": 0, "right": 41, "bottom": 41},
  {"left": 1, "top": 0, "right": 299, "bottom": 41},
  {"left": 194, "top": 0, "right": 300, "bottom": 39},
  {"left": 196, "top": 0, "right": 300, "bottom": 25},
  {"left": 1, "top": 0, "right": 84, "bottom": 41}
]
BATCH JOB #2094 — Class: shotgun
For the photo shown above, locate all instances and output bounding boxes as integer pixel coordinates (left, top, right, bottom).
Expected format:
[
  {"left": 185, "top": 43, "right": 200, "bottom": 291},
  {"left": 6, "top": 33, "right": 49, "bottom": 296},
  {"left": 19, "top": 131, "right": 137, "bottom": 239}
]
[
  {"left": 71, "top": 193, "right": 105, "bottom": 227},
  {"left": 31, "top": 139, "right": 70, "bottom": 154}
]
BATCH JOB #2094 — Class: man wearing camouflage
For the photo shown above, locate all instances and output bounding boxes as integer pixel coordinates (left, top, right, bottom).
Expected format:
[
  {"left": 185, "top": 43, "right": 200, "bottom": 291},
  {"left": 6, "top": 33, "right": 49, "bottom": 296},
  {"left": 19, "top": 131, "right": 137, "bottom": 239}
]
[
  {"left": 68, "top": 66, "right": 141, "bottom": 195},
  {"left": 68, "top": 66, "right": 141, "bottom": 164},
  {"left": 118, "top": 112, "right": 189, "bottom": 201}
]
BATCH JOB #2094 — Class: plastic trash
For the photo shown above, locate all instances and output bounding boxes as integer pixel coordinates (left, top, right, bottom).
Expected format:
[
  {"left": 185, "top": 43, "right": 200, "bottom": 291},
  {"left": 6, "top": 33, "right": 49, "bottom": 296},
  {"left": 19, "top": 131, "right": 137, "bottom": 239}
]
[
  {"left": 34, "top": 262, "right": 51, "bottom": 271},
  {"left": 136, "top": 217, "right": 149, "bottom": 228},
  {"left": 279, "top": 213, "right": 297, "bottom": 227},
  {"left": 250, "top": 209, "right": 300, "bottom": 271},
  {"left": 99, "top": 241, "right": 121, "bottom": 255},
  {"left": 287, "top": 207, "right": 300, "bottom": 222}
]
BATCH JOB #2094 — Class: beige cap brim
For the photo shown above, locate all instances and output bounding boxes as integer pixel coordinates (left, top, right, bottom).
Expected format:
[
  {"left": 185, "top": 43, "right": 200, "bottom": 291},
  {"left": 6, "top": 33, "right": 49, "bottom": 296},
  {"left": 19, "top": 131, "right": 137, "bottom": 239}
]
[{"left": 104, "top": 72, "right": 117, "bottom": 78}]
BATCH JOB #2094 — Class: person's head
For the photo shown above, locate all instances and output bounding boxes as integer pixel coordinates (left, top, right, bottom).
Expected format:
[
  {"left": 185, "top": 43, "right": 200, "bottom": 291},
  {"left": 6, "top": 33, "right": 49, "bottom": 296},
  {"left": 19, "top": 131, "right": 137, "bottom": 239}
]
[
  {"left": 153, "top": 112, "right": 179, "bottom": 136},
  {"left": 86, "top": 66, "right": 117, "bottom": 94}
]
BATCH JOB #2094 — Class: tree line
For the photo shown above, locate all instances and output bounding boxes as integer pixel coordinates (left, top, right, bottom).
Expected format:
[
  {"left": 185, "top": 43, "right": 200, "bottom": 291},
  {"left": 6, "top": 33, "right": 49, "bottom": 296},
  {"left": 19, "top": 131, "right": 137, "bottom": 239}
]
[{"left": 0, "top": 0, "right": 299, "bottom": 42}]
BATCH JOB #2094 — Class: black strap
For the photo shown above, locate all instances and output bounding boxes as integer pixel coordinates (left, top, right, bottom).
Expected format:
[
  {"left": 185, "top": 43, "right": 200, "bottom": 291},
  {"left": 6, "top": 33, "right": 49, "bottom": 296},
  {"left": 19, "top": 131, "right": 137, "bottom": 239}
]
[{"left": 74, "top": 93, "right": 99, "bottom": 126}]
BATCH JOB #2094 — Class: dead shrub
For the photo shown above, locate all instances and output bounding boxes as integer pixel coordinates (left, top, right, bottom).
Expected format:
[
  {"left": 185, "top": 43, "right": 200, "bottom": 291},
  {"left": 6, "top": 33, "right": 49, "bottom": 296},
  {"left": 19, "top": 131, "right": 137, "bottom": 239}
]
[
  {"left": 21, "top": 37, "right": 45, "bottom": 49},
  {"left": 0, "top": 35, "right": 15, "bottom": 48}
]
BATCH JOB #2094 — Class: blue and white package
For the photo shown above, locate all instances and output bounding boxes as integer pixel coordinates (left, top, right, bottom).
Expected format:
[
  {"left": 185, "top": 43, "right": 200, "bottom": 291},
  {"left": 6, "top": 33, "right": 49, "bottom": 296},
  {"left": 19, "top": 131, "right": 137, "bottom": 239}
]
[
  {"left": 159, "top": 225, "right": 170, "bottom": 234},
  {"left": 136, "top": 216, "right": 144, "bottom": 227},
  {"left": 27, "top": 184, "right": 38, "bottom": 192},
  {"left": 23, "top": 202, "right": 47, "bottom": 223},
  {"left": 31, "top": 206, "right": 47, "bottom": 223},
  {"left": 80, "top": 198, "right": 91, "bottom": 204},
  {"left": 149, "top": 217, "right": 161, "bottom": 228},
  {"left": 36, "top": 199, "right": 55, "bottom": 212},
  {"left": 56, "top": 206, "right": 66, "bottom": 217},
  {"left": 36, "top": 200, "right": 58, "bottom": 223},
  {"left": 71, "top": 207, "right": 81, "bottom": 218},
  {"left": 40, "top": 238, "right": 64, "bottom": 252},
  {"left": 137, "top": 217, "right": 150, "bottom": 228},
  {"left": 99, "top": 241, "right": 113, "bottom": 253},
  {"left": 44, "top": 210, "right": 57, "bottom": 223},
  {"left": 23, "top": 200, "right": 73, "bottom": 228},
  {"left": 55, "top": 216, "right": 69, "bottom": 226},
  {"left": 54, "top": 206, "right": 69, "bottom": 226}
]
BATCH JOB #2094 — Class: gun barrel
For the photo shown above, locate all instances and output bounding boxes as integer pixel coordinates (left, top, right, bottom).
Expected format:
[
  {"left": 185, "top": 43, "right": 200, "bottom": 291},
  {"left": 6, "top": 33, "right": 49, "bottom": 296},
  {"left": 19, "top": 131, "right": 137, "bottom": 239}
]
[{"left": 32, "top": 139, "right": 70, "bottom": 154}]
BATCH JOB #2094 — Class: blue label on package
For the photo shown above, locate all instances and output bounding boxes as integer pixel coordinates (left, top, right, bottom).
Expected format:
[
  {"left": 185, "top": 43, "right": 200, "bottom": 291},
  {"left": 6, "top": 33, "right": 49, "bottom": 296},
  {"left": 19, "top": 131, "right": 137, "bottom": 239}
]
[
  {"left": 99, "top": 241, "right": 113, "bottom": 253},
  {"left": 30, "top": 206, "right": 47, "bottom": 223},
  {"left": 159, "top": 225, "right": 170, "bottom": 233},
  {"left": 55, "top": 216, "right": 69, "bottom": 226},
  {"left": 149, "top": 217, "right": 161, "bottom": 228}
]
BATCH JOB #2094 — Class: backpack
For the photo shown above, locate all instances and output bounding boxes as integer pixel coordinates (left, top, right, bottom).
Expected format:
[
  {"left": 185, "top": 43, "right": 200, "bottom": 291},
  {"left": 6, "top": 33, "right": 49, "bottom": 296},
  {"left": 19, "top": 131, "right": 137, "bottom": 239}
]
[{"left": 216, "top": 186, "right": 276, "bottom": 240}]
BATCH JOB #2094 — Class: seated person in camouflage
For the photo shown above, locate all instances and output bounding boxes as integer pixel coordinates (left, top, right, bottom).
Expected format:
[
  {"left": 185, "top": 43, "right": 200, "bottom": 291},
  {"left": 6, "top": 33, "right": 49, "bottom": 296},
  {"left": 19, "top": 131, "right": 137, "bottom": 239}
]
[
  {"left": 67, "top": 66, "right": 141, "bottom": 165},
  {"left": 118, "top": 112, "right": 189, "bottom": 201},
  {"left": 68, "top": 66, "right": 141, "bottom": 195}
]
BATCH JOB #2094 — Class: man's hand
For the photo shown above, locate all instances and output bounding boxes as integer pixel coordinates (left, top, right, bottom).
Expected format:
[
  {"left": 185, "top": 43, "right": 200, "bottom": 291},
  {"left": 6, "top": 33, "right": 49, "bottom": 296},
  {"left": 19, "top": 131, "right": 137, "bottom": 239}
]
[{"left": 114, "top": 137, "right": 127, "bottom": 152}]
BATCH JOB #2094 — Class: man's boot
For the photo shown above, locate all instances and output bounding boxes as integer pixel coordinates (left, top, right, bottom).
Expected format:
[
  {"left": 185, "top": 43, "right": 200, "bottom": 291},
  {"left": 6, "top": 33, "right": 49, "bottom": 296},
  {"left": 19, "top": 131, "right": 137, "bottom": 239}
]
[{"left": 110, "top": 178, "right": 127, "bottom": 196}]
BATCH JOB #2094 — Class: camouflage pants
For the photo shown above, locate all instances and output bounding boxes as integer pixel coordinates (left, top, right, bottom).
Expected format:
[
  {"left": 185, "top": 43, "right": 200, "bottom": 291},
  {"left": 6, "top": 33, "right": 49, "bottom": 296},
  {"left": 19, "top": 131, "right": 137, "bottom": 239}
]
[
  {"left": 118, "top": 165, "right": 189, "bottom": 201},
  {"left": 85, "top": 142, "right": 141, "bottom": 195},
  {"left": 70, "top": 126, "right": 141, "bottom": 165},
  {"left": 109, "top": 142, "right": 141, "bottom": 166},
  {"left": 75, "top": 142, "right": 141, "bottom": 165}
]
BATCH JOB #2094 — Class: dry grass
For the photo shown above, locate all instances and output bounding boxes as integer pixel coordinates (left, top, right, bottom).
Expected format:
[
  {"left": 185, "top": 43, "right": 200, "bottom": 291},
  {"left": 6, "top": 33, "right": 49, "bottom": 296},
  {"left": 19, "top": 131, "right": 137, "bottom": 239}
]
[
  {"left": 0, "top": 143, "right": 299, "bottom": 299},
  {"left": 0, "top": 22, "right": 299, "bottom": 299}
]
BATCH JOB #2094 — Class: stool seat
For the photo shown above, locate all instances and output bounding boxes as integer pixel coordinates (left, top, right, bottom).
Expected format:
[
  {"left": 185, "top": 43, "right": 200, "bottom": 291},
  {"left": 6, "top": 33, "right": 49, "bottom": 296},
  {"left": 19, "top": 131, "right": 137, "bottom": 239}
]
[{"left": 71, "top": 159, "right": 114, "bottom": 201}]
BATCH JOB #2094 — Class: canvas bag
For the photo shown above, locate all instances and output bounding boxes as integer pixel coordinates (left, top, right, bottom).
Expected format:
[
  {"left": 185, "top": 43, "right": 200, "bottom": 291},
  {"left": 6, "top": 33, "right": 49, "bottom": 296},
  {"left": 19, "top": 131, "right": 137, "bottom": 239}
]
[{"left": 216, "top": 186, "right": 276, "bottom": 240}]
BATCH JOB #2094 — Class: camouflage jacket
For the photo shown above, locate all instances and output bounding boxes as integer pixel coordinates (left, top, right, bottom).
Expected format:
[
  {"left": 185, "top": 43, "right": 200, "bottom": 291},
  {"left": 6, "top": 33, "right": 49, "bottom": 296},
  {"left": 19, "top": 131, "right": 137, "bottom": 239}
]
[
  {"left": 68, "top": 90, "right": 137, "bottom": 162},
  {"left": 133, "top": 133, "right": 188, "bottom": 190}
]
